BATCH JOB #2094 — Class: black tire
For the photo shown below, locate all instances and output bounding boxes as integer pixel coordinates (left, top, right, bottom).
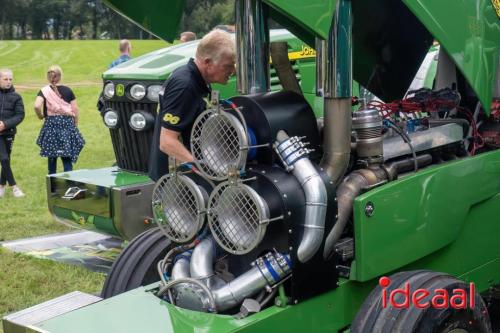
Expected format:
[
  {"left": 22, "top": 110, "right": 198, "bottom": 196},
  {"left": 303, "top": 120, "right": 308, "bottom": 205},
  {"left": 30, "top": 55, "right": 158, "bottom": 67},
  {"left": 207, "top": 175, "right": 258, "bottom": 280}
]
[
  {"left": 351, "top": 270, "right": 492, "bottom": 333},
  {"left": 101, "top": 227, "right": 172, "bottom": 298}
]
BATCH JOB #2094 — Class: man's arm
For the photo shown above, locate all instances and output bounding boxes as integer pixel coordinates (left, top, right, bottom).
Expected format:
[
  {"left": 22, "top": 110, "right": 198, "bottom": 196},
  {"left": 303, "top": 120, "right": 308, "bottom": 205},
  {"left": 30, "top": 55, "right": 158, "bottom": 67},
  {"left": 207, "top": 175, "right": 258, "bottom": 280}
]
[{"left": 159, "top": 127, "right": 194, "bottom": 164}]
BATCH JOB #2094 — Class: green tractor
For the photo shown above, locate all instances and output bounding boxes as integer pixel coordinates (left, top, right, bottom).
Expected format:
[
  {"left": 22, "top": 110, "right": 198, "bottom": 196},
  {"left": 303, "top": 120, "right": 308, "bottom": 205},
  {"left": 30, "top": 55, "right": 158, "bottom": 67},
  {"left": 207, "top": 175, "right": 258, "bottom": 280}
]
[
  {"left": 47, "top": 28, "right": 325, "bottom": 241},
  {"left": 4, "top": 0, "right": 500, "bottom": 332}
]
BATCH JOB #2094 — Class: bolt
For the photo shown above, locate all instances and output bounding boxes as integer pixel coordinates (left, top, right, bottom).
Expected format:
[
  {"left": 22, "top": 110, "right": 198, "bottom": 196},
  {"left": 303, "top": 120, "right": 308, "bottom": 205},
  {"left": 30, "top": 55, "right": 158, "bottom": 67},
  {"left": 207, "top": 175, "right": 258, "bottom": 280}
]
[
  {"left": 274, "top": 179, "right": 278, "bottom": 183},
  {"left": 289, "top": 246, "right": 293, "bottom": 251},
  {"left": 335, "top": 214, "right": 338, "bottom": 219},
  {"left": 288, "top": 229, "right": 292, "bottom": 234},
  {"left": 294, "top": 300, "right": 298, "bottom": 304},
  {"left": 365, "top": 202, "right": 375, "bottom": 217},
  {"left": 329, "top": 181, "right": 334, "bottom": 185},
  {"left": 334, "top": 197, "right": 337, "bottom": 202},
  {"left": 288, "top": 211, "right": 292, "bottom": 216},
  {"left": 283, "top": 194, "right": 288, "bottom": 198},
  {"left": 262, "top": 170, "right": 266, "bottom": 174}
]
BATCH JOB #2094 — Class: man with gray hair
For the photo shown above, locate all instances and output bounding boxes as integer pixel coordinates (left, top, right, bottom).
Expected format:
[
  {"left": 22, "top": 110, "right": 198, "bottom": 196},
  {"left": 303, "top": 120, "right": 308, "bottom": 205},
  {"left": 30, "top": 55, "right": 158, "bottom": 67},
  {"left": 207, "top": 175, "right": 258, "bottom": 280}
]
[
  {"left": 0, "top": 68, "right": 25, "bottom": 198},
  {"left": 149, "top": 29, "right": 236, "bottom": 181},
  {"left": 109, "top": 39, "right": 132, "bottom": 68}
]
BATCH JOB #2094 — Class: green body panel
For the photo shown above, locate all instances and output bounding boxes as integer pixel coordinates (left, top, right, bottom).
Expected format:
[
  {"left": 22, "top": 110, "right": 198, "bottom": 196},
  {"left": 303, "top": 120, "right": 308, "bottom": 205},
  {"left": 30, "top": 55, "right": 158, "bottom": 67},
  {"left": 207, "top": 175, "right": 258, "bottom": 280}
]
[
  {"left": 352, "top": 150, "right": 500, "bottom": 282},
  {"left": 264, "top": 0, "right": 336, "bottom": 42},
  {"left": 402, "top": 0, "right": 500, "bottom": 114},
  {"left": 103, "top": 0, "right": 185, "bottom": 42},
  {"left": 28, "top": 249, "right": 500, "bottom": 333},
  {"left": 52, "top": 206, "right": 118, "bottom": 236}
]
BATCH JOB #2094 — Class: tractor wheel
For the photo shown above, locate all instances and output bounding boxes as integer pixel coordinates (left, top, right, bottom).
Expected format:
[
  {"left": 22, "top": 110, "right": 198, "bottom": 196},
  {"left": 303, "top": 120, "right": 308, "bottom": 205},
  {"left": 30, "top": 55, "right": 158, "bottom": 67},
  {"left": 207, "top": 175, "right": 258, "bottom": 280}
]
[
  {"left": 101, "top": 227, "right": 171, "bottom": 298},
  {"left": 350, "top": 270, "right": 492, "bottom": 333}
]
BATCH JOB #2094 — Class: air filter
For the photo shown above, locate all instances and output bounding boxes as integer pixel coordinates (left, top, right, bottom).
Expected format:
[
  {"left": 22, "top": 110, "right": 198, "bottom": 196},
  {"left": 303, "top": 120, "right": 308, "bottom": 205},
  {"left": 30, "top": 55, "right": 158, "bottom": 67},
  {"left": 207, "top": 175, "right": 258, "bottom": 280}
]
[
  {"left": 208, "top": 181, "right": 270, "bottom": 254},
  {"left": 152, "top": 173, "right": 209, "bottom": 243},
  {"left": 191, "top": 110, "right": 249, "bottom": 181}
]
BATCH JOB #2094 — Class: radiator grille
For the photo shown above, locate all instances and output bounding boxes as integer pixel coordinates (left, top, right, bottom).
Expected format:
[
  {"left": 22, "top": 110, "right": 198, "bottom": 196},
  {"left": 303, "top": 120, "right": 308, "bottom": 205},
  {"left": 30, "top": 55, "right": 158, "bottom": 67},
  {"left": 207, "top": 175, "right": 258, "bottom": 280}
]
[{"left": 106, "top": 101, "right": 157, "bottom": 173}]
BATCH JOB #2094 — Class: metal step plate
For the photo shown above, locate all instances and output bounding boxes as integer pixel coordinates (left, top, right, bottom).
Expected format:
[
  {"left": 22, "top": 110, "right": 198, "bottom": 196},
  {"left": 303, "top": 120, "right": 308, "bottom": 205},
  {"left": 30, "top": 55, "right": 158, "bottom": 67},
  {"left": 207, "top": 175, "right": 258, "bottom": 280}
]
[{"left": 3, "top": 291, "right": 102, "bottom": 333}]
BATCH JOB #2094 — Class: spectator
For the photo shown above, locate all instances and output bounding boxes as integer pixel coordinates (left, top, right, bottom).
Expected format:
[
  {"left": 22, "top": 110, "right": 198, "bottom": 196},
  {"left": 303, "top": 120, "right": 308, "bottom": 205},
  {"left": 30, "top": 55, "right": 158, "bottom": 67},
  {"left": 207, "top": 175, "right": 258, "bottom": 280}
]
[
  {"left": 148, "top": 29, "right": 236, "bottom": 181},
  {"left": 34, "top": 65, "right": 85, "bottom": 177},
  {"left": 109, "top": 39, "right": 132, "bottom": 69},
  {"left": 0, "top": 68, "right": 25, "bottom": 198},
  {"left": 180, "top": 31, "right": 197, "bottom": 43}
]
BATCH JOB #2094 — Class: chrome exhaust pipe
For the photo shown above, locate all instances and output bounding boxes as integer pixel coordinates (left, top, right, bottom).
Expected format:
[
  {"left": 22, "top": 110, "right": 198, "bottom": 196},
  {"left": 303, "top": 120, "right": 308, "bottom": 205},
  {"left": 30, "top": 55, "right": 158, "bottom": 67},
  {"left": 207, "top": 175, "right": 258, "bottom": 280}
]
[{"left": 320, "top": 0, "right": 353, "bottom": 185}]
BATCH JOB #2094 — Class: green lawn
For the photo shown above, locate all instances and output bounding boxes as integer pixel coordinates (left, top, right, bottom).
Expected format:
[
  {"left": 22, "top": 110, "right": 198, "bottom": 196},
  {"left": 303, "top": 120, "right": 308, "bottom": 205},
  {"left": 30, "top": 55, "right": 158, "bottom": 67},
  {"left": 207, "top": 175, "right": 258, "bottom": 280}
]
[{"left": 0, "top": 39, "right": 167, "bottom": 332}]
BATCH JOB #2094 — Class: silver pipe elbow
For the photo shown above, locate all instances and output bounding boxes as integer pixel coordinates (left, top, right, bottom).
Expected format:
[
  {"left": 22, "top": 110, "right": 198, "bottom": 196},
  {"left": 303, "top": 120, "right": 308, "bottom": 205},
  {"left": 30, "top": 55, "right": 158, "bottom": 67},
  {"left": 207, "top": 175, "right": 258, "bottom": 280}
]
[{"left": 190, "top": 237, "right": 216, "bottom": 279}]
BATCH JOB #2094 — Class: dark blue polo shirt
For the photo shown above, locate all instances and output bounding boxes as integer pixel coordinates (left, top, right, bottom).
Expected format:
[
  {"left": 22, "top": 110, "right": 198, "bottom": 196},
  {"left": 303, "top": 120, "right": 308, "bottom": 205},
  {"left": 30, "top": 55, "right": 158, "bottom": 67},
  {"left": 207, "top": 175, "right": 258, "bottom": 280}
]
[{"left": 148, "top": 58, "right": 211, "bottom": 181}]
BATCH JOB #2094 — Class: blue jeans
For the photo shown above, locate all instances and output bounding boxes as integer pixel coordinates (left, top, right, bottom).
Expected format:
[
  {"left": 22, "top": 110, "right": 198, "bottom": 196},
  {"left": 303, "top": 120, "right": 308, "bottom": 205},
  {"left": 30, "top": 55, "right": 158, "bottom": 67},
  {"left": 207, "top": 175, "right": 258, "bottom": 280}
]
[{"left": 48, "top": 157, "right": 73, "bottom": 175}]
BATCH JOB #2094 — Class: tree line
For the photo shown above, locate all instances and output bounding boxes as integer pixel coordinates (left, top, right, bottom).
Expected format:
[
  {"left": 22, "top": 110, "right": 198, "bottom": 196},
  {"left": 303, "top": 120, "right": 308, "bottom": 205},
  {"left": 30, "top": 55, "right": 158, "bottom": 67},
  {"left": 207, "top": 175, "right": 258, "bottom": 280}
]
[{"left": 0, "top": 0, "right": 234, "bottom": 40}]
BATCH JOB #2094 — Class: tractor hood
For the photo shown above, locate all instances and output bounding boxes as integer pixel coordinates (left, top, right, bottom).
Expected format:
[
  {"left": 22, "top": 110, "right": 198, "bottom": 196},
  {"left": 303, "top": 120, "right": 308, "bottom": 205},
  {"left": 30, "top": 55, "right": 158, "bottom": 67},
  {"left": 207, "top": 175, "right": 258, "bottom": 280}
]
[
  {"left": 102, "top": 41, "right": 198, "bottom": 81},
  {"left": 104, "top": 0, "right": 500, "bottom": 113},
  {"left": 102, "top": 29, "right": 299, "bottom": 81}
]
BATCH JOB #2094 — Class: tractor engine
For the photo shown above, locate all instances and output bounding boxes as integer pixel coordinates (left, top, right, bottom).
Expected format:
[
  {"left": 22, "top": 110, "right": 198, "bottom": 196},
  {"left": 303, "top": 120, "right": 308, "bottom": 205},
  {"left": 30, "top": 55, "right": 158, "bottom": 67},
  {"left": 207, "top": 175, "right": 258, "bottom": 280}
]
[
  {"left": 151, "top": 86, "right": 498, "bottom": 315},
  {"left": 152, "top": 90, "right": 338, "bottom": 314}
]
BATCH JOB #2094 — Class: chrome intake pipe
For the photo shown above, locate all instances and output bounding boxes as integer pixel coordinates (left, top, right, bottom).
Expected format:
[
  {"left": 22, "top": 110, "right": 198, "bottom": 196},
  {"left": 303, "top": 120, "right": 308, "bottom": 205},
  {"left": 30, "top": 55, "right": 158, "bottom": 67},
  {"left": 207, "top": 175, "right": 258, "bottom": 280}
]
[
  {"left": 190, "top": 238, "right": 216, "bottom": 280},
  {"left": 171, "top": 240, "right": 292, "bottom": 312},
  {"left": 275, "top": 130, "right": 327, "bottom": 263},
  {"left": 171, "top": 253, "right": 191, "bottom": 280},
  {"left": 212, "top": 252, "right": 291, "bottom": 311},
  {"left": 189, "top": 237, "right": 225, "bottom": 290}
]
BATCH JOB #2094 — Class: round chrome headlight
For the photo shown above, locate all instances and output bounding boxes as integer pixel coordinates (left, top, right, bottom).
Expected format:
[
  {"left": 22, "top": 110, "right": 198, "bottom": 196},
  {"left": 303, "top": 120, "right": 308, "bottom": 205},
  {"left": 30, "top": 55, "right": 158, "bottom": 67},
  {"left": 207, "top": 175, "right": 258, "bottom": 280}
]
[
  {"left": 129, "top": 112, "right": 147, "bottom": 131},
  {"left": 103, "top": 82, "right": 115, "bottom": 99},
  {"left": 147, "top": 85, "right": 163, "bottom": 102},
  {"left": 130, "top": 84, "right": 146, "bottom": 101},
  {"left": 103, "top": 109, "right": 119, "bottom": 129},
  {"left": 129, "top": 111, "right": 155, "bottom": 131}
]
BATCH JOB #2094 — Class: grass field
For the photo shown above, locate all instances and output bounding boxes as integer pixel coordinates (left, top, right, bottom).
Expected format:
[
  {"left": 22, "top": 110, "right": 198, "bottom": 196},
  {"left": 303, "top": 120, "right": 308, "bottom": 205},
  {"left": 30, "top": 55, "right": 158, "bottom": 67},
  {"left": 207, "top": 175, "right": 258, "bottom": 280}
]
[{"left": 0, "top": 39, "right": 167, "bottom": 332}]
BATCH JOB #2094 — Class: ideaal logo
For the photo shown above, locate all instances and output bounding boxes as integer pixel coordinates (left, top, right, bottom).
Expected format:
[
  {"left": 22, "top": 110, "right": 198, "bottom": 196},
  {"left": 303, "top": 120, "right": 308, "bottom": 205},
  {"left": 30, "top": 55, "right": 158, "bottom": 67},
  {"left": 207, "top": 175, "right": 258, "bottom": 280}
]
[{"left": 380, "top": 276, "right": 475, "bottom": 309}]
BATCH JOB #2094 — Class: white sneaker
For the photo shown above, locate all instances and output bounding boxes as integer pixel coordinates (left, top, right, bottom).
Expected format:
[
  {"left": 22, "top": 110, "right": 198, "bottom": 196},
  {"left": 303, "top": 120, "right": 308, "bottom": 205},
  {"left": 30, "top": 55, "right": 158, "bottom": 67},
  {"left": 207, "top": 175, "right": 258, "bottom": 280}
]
[
  {"left": 0, "top": 186, "right": 4, "bottom": 198},
  {"left": 12, "top": 186, "right": 25, "bottom": 198}
]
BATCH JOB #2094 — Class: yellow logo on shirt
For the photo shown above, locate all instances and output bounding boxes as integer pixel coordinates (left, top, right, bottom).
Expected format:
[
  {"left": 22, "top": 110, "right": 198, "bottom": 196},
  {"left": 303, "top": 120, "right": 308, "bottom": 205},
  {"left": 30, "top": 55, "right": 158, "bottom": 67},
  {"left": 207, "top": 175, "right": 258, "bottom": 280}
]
[{"left": 163, "top": 113, "right": 180, "bottom": 125}]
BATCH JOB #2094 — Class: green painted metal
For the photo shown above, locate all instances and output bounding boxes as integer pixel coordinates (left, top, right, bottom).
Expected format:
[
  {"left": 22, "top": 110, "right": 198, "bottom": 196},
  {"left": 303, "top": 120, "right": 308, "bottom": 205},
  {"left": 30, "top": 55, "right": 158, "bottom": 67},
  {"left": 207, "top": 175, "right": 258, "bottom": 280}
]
[
  {"left": 103, "top": 0, "right": 185, "bottom": 42},
  {"left": 264, "top": 0, "right": 336, "bottom": 41},
  {"left": 52, "top": 206, "right": 118, "bottom": 236},
  {"left": 32, "top": 280, "right": 374, "bottom": 333},
  {"left": 402, "top": 0, "right": 500, "bottom": 115},
  {"left": 51, "top": 167, "right": 151, "bottom": 187},
  {"left": 21, "top": 246, "right": 500, "bottom": 333},
  {"left": 352, "top": 150, "right": 500, "bottom": 282},
  {"left": 49, "top": 167, "right": 151, "bottom": 237}
]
